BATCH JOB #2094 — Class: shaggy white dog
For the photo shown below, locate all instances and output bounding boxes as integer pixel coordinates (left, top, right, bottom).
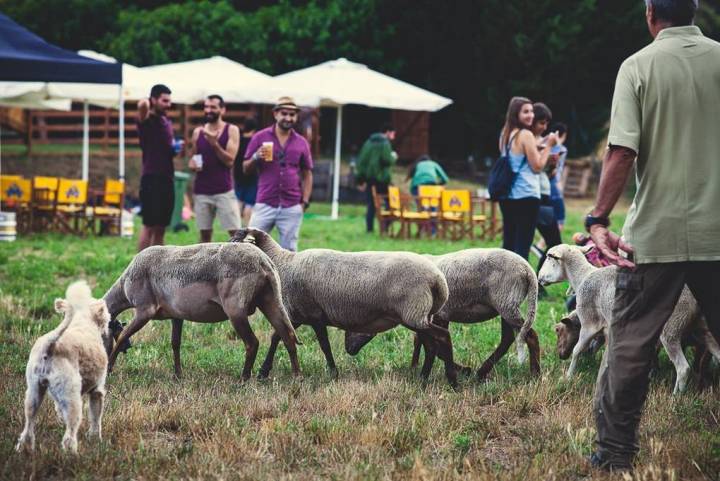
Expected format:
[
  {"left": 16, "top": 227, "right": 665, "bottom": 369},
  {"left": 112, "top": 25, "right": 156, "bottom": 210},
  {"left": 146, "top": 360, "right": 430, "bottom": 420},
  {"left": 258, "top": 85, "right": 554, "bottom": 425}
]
[{"left": 16, "top": 281, "right": 111, "bottom": 454}]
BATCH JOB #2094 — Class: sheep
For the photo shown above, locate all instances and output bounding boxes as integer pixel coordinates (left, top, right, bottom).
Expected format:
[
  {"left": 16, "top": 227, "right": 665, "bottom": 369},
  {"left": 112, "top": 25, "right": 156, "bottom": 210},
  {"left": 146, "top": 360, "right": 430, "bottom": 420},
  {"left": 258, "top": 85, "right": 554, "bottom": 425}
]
[
  {"left": 539, "top": 244, "right": 720, "bottom": 394},
  {"left": 229, "top": 228, "right": 459, "bottom": 387},
  {"left": 344, "top": 248, "right": 540, "bottom": 380},
  {"left": 103, "top": 242, "right": 301, "bottom": 380}
]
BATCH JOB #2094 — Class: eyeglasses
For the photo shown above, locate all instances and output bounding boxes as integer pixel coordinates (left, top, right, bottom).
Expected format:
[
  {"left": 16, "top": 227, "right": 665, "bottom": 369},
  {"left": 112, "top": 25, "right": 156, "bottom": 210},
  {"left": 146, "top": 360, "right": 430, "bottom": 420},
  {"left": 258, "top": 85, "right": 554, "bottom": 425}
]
[{"left": 278, "top": 150, "right": 285, "bottom": 166}]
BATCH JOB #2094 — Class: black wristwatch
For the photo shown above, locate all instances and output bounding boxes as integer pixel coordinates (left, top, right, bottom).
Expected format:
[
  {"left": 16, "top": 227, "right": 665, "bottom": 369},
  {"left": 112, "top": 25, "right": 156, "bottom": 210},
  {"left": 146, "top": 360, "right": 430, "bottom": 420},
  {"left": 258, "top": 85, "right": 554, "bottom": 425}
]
[{"left": 584, "top": 213, "right": 610, "bottom": 232}]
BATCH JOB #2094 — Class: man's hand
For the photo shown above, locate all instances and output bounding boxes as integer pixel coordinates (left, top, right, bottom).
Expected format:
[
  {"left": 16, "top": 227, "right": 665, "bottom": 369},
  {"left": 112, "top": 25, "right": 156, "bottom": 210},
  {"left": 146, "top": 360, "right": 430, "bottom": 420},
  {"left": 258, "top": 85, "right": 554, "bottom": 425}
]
[
  {"left": 357, "top": 182, "right": 367, "bottom": 192},
  {"left": 589, "top": 225, "right": 635, "bottom": 268},
  {"left": 203, "top": 128, "right": 219, "bottom": 146}
]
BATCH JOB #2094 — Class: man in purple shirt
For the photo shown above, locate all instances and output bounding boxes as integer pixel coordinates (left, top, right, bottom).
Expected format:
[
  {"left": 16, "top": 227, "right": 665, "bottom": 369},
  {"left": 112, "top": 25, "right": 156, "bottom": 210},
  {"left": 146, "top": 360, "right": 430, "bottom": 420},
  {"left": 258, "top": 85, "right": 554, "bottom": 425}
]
[
  {"left": 137, "top": 84, "right": 174, "bottom": 252},
  {"left": 243, "top": 96, "right": 313, "bottom": 251}
]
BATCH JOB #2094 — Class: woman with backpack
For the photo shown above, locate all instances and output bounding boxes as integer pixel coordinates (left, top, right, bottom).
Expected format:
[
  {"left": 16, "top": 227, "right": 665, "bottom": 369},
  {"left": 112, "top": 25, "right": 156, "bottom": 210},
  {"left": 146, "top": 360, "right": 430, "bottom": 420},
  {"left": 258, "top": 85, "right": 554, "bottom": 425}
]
[{"left": 497, "top": 97, "right": 558, "bottom": 260}]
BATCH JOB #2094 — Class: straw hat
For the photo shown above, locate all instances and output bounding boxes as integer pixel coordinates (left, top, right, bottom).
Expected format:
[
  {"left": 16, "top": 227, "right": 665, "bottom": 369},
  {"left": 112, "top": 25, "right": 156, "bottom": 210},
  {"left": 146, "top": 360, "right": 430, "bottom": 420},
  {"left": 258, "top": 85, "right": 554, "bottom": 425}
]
[{"left": 273, "top": 96, "right": 300, "bottom": 111}]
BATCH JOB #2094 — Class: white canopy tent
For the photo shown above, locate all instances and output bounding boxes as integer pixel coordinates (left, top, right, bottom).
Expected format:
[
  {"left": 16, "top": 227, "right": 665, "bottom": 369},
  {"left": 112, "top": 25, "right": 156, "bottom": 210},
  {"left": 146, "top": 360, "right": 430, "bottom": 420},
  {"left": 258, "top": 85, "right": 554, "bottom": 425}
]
[{"left": 270, "top": 58, "right": 453, "bottom": 219}]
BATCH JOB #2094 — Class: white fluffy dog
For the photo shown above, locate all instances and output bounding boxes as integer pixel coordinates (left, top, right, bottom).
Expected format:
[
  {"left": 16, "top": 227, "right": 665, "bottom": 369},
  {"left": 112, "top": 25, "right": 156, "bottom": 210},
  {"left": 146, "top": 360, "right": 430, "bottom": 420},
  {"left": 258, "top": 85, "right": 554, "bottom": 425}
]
[{"left": 16, "top": 281, "right": 111, "bottom": 454}]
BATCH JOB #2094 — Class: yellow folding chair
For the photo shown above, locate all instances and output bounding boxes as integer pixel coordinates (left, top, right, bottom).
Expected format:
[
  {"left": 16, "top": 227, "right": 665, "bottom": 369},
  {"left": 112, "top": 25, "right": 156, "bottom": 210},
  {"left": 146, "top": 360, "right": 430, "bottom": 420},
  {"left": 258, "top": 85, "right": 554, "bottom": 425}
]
[
  {"left": 439, "top": 189, "right": 473, "bottom": 240},
  {"left": 31, "top": 176, "right": 59, "bottom": 232},
  {"left": 388, "top": 186, "right": 431, "bottom": 239},
  {"left": 89, "top": 178, "right": 125, "bottom": 235},
  {"left": 1, "top": 176, "right": 32, "bottom": 233},
  {"left": 54, "top": 178, "right": 90, "bottom": 235}
]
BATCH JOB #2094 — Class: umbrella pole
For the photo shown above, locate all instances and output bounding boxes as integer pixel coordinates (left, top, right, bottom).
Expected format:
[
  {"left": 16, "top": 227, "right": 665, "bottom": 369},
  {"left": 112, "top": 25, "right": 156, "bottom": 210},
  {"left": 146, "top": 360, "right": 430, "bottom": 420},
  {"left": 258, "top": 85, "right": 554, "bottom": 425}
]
[
  {"left": 82, "top": 100, "right": 89, "bottom": 181},
  {"left": 331, "top": 105, "right": 343, "bottom": 220},
  {"left": 118, "top": 86, "right": 125, "bottom": 181}
]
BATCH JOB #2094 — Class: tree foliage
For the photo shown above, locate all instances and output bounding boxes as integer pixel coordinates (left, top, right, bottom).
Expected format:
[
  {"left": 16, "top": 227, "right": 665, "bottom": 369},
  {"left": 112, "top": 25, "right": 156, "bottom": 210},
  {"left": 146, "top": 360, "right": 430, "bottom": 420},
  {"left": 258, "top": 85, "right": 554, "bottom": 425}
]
[{"left": 1, "top": 0, "right": 718, "bottom": 158}]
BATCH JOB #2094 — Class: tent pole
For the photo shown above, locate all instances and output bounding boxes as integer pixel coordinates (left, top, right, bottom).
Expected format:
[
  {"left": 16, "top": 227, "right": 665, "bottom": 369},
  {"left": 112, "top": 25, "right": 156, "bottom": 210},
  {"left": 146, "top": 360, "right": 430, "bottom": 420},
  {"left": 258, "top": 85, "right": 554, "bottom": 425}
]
[
  {"left": 118, "top": 86, "right": 125, "bottom": 181},
  {"left": 82, "top": 100, "right": 89, "bottom": 181},
  {"left": 331, "top": 105, "right": 343, "bottom": 220}
]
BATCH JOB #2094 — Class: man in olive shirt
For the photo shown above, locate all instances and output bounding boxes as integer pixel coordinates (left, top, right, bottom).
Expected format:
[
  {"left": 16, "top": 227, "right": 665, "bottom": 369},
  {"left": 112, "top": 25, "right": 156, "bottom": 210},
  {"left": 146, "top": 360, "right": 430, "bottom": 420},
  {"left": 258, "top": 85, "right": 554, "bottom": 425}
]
[{"left": 587, "top": 0, "right": 720, "bottom": 472}]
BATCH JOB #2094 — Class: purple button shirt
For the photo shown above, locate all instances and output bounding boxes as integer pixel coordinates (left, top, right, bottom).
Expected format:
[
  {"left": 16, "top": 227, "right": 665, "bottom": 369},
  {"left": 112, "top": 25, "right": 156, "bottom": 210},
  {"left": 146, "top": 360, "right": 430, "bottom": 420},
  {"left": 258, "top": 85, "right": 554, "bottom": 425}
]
[
  {"left": 137, "top": 114, "right": 174, "bottom": 178},
  {"left": 246, "top": 125, "right": 313, "bottom": 208}
]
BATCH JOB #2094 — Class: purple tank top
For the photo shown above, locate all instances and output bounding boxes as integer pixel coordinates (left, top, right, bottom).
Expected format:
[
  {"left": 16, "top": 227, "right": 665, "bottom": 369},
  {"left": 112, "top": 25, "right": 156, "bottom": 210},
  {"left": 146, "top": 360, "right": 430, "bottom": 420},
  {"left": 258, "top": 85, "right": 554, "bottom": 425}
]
[{"left": 194, "top": 123, "right": 232, "bottom": 195}]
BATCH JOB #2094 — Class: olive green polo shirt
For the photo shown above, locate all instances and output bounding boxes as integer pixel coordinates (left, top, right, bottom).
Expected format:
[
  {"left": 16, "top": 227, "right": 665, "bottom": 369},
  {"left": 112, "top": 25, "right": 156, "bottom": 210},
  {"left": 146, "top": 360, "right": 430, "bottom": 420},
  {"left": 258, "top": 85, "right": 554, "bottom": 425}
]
[{"left": 609, "top": 26, "right": 720, "bottom": 264}]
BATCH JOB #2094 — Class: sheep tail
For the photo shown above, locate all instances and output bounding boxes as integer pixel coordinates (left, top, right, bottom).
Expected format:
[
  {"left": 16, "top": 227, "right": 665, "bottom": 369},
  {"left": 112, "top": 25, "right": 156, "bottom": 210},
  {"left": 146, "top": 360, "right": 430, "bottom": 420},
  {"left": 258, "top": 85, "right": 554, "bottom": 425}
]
[
  {"left": 267, "top": 267, "right": 301, "bottom": 345},
  {"left": 430, "top": 274, "right": 450, "bottom": 316},
  {"left": 516, "top": 267, "right": 538, "bottom": 364},
  {"left": 46, "top": 281, "right": 93, "bottom": 351}
]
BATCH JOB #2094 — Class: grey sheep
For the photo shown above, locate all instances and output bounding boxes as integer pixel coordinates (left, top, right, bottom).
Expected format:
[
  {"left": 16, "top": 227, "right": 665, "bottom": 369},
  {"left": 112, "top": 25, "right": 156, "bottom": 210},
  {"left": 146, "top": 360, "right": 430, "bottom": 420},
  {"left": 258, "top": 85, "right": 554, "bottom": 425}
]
[
  {"left": 344, "top": 248, "right": 540, "bottom": 380},
  {"left": 539, "top": 244, "right": 720, "bottom": 394},
  {"left": 104, "top": 242, "right": 301, "bottom": 380},
  {"left": 229, "top": 228, "right": 459, "bottom": 387}
]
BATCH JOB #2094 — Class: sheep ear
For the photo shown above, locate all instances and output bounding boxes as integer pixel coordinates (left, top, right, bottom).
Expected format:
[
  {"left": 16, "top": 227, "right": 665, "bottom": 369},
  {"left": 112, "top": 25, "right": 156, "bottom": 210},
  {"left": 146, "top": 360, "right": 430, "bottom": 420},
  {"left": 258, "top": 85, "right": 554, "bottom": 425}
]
[
  {"left": 89, "top": 300, "right": 109, "bottom": 327},
  {"left": 554, "top": 323, "right": 563, "bottom": 334},
  {"left": 579, "top": 244, "right": 594, "bottom": 255},
  {"left": 561, "top": 312, "right": 581, "bottom": 329},
  {"left": 54, "top": 298, "right": 68, "bottom": 313}
]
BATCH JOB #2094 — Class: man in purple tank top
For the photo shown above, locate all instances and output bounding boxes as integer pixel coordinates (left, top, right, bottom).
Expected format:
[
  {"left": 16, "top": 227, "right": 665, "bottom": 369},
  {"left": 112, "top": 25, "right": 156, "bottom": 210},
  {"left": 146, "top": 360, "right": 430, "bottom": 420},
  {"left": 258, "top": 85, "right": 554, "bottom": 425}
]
[{"left": 188, "top": 95, "right": 241, "bottom": 242}]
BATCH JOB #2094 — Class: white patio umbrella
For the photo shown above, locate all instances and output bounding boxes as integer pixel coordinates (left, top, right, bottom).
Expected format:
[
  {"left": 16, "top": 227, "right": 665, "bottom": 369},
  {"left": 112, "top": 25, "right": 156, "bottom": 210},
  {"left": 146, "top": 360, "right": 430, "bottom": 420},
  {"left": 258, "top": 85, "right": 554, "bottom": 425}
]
[
  {"left": 270, "top": 58, "right": 452, "bottom": 219},
  {"left": 139, "top": 56, "right": 319, "bottom": 106}
]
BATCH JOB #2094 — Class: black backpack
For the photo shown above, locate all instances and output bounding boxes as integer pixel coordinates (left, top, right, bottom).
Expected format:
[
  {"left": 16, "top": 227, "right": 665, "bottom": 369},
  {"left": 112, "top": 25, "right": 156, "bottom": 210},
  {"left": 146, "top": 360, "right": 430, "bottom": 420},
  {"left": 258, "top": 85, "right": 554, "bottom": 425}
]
[{"left": 487, "top": 132, "right": 522, "bottom": 201}]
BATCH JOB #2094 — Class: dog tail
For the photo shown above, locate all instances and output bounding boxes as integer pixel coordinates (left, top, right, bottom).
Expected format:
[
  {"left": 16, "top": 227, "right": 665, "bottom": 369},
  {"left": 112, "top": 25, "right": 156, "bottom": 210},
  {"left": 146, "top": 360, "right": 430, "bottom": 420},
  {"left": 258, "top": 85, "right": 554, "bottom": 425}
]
[{"left": 46, "top": 281, "right": 94, "bottom": 350}]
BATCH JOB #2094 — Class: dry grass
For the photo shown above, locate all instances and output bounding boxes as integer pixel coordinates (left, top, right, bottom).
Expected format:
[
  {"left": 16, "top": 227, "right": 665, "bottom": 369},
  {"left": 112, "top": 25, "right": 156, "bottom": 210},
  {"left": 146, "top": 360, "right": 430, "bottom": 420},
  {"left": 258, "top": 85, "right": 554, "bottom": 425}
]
[{"left": 0, "top": 203, "right": 718, "bottom": 480}]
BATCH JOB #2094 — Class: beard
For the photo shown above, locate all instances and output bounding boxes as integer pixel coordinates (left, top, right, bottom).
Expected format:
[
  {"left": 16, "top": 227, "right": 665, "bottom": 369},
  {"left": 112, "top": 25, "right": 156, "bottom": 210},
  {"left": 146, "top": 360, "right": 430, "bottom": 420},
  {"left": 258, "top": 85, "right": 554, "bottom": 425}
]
[
  {"left": 278, "top": 119, "right": 294, "bottom": 130},
  {"left": 204, "top": 112, "right": 220, "bottom": 123}
]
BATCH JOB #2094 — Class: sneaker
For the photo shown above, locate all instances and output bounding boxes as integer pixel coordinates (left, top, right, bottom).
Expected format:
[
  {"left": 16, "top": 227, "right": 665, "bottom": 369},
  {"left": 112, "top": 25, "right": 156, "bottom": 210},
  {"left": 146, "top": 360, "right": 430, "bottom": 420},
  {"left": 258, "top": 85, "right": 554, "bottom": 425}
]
[{"left": 587, "top": 452, "right": 632, "bottom": 473}]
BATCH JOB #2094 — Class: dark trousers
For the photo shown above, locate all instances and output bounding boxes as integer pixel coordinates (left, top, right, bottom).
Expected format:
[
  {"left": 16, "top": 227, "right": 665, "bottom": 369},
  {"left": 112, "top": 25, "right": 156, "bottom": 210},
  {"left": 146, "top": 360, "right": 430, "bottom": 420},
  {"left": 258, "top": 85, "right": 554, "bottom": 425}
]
[
  {"left": 499, "top": 197, "right": 540, "bottom": 260},
  {"left": 536, "top": 197, "right": 562, "bottom": 272},
  {"left": 594, "top": 261, "right": 720, "bottom": 466},
  {"left": 366, "top": 181, "right": 388, "bottom": 232}
]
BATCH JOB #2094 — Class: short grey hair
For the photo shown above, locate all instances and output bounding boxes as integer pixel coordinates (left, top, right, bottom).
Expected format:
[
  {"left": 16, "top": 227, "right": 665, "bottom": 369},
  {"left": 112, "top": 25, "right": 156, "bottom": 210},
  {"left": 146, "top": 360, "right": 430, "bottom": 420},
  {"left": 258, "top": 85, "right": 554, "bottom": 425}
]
[{"left": 645, "top": 0, "right": 698, "bottom": 25}]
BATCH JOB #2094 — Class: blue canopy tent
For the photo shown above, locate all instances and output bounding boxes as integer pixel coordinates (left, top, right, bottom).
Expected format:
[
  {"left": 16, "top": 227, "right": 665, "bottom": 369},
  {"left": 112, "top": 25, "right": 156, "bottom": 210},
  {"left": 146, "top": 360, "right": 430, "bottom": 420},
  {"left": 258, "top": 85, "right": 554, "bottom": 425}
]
[{"left": 0, "top": 12, "right": 122, "bottom": 179}]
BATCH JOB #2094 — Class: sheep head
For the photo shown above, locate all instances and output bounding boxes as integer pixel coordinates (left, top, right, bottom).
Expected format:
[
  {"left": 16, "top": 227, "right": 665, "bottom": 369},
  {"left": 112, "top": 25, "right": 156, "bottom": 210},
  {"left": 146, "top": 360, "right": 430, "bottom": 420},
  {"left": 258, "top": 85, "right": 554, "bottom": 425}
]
[
  {"left": 554, "top": 311, "right": 581, "bottom": 360},
  {"left": 230, "top": 228, "right": 270, "bottom": 247}
]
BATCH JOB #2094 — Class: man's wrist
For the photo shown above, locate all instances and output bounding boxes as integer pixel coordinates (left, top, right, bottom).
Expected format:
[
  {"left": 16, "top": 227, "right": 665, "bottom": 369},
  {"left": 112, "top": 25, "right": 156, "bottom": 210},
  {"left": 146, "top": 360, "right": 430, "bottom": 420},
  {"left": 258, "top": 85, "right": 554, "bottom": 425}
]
[
  {"left": 585, "top": 213, "right": 610, "bottom": 232},
  {"left": 302, "top": 199, "right": 310, "bottom": 210}
]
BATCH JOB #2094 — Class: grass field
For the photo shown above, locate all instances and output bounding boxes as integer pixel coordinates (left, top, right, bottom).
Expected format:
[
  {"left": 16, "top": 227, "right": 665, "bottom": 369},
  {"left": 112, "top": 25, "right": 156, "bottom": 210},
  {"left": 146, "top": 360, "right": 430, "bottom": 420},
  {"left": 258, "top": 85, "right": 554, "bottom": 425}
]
[{"left": 0, "top": 200, "right": 718, "bottom": 481}]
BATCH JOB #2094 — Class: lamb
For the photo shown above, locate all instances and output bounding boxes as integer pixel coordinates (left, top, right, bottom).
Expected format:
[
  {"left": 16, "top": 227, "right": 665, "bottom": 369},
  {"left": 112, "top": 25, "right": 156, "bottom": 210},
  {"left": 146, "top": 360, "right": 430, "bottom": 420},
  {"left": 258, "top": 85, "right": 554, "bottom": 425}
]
[
  {"left": 229, "top": 228, "right": 459, "bottom": 387},
  {"left": 344, "top": 248, "right": 540, "bottom": 380},
  {"left": 16, "top": 281, "right": 111, "bottom": 454},
  {"left": 104, "top": 242, "right": 301, "bottom": 380},
  {"left": 539, "top": 244, "right": 720, "bottom": 394}
]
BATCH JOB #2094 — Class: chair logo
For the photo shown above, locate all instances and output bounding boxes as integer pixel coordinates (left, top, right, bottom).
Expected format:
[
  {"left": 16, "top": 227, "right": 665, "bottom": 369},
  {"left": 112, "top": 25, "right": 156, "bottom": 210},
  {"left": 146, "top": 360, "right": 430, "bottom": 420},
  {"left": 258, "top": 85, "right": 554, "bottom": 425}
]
[
  {"left": 6, "top": 183, "right": 23, "bottom": 198},
  {"left": 449, "top": 195, "right": 462, "bottom": 207},
  {"left": 66, "top": 186, "right": 80, "bottom": 198}
]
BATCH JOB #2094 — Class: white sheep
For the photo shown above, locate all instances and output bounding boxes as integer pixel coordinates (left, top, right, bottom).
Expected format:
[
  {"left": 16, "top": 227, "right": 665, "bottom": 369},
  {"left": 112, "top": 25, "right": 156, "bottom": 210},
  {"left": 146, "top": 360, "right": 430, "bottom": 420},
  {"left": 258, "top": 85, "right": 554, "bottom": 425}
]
[
  {"left": 230, "top": 228, "right": 459, "bottom": 387},
  {"left": 538, "top": 244, "right": 720, "bottom": 394},
  {"left": 104, "top": 242, "right": 301, "bottom": 380},
  {"left": 344, "top": 248, "right": 540, "bottom": 380}
]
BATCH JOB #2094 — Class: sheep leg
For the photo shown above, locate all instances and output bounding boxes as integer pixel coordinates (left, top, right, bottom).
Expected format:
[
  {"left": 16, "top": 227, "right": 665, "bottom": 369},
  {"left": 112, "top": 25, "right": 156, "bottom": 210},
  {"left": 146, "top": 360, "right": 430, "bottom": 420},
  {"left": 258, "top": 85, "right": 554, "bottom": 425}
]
[
  {"left": 410, "top": 333, "right": 422, "bottom": 369},
  {"left": 566, "top": 325, "right": 602, "bottom": 378},
  {"left": 477, "top": 319, "right": 515, "bottom": 380},
  {"left": 421, "top": 323, "right": 458, "bottom": 389},
  {"left": 417, "top": 333, "right": 437, "bottom": 379},
  {"left": 257, "top": 294, "right": 301, "bottom": 377},
  {"left": 661, "top": 335, "right": 691, "bottom": 395},
  {"left": 311, "top": 324, "right": 338, "bottom": 378},
  {"left": 229, "top": 314, "right": 259, "bottom": 381},
  {"left": 108, "top": 308, "right": 154, "bottom": 372},
  {"left": 259, "top": 332, "right": 282, "bottom": 379},
  {"left": 171, "top": 318, "right": 183, "bottom": 379},
  {"left": 525, "top": 328, "right": 541, "bottom": 376}
]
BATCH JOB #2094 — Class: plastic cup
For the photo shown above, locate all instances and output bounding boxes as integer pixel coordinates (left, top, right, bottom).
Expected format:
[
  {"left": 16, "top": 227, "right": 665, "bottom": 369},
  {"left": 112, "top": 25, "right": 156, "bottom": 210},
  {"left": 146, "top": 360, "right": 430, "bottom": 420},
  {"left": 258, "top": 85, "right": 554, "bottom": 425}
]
[
  {"left": 262, "top": 142, "right": 274, "bottom": 162},
  {"left": 192, "top": 154, "right": 203, "bottom": 170}
]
